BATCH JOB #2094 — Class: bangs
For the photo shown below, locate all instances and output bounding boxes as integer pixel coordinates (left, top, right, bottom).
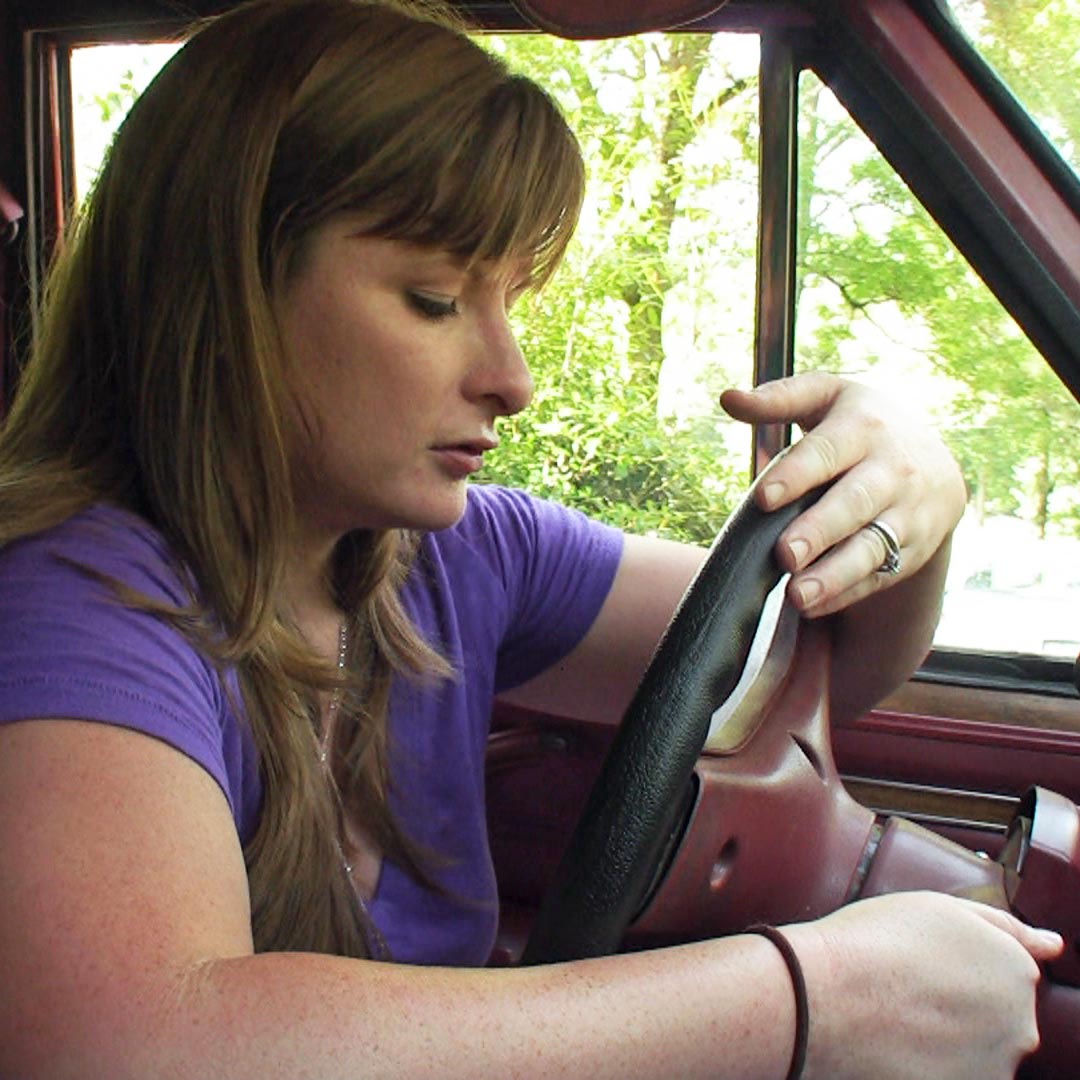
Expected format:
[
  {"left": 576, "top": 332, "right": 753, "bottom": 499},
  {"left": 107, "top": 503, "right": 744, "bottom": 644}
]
[
  {"left": 263, "top": 11, "right": 585, "bottom": 290},
  {"left": 358, "top": 74, "right": 585, "bottom": 285}
]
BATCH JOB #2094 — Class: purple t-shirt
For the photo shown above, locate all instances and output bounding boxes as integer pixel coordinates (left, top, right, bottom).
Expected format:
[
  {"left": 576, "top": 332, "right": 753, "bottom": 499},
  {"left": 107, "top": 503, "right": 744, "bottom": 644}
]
[{"left": 0, "top": 485, "right": 623, "bottom": 966}]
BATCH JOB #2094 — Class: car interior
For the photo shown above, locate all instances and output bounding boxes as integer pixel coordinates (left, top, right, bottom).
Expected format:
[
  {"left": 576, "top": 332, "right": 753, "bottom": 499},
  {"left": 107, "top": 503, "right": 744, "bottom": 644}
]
[{"left": 2, "top": 1, "right": 1079, "bottom": 1076}]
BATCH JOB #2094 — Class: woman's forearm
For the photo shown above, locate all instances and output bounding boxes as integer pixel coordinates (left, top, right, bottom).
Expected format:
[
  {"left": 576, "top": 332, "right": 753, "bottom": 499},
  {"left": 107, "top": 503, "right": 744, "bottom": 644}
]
[
  {"left": 89, "top": 939, "right": 798, "bottom": 1080},
  {"left": 828, "top": 532, "right": 952, "bottom": 724}
]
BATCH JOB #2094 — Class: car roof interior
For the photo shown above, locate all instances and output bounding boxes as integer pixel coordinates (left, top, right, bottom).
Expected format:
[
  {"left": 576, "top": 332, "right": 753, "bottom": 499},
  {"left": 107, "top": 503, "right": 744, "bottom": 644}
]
[{"left": 0, "top": 0, "right": 807, "bottom": 32}]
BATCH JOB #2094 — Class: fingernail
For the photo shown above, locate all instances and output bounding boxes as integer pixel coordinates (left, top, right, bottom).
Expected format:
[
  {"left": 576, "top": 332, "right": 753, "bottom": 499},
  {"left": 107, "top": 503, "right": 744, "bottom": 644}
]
[
  {"left": 1038, "top": 929, "right": 1064, "bottom": 949},
  {"left": 788, "top": 538, "right": 810, "bottom": 569},
  {"left": 763, "top": 481, "right": 786, "bottom": 508},
  {"left": 794, "top": 578, "right": 822, "bottom": 607}
]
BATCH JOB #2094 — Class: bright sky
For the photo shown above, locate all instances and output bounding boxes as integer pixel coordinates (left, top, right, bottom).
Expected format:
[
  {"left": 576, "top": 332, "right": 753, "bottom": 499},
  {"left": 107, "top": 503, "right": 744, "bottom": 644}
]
[{"left": 70, "top": 42, "right": 180, "bottom": 201}]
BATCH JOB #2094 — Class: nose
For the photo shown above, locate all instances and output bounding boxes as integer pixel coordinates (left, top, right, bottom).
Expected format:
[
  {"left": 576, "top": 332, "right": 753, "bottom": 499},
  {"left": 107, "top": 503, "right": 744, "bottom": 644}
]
[{"left": 467, "top": 311, "right": 534, "bottom": 417}]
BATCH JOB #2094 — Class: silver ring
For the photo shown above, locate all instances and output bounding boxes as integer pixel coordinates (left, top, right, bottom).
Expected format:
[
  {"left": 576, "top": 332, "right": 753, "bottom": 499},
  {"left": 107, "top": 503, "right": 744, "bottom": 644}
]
[{"left": 865, "top": 519, "right": 902, "bottom": 575}]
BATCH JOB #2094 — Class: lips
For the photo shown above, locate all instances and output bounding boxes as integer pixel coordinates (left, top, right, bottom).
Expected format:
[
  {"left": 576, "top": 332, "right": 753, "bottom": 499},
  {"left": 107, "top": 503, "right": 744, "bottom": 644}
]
[
  {"left": 431, "top": 436, "right": 498, "bottom": 477},
  {"left": 433, "top": 433, "right": 499, "bottom": 455}
]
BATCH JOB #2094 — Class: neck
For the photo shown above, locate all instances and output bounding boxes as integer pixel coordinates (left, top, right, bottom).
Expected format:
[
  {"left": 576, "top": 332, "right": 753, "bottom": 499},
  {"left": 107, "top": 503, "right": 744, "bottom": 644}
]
[{"left": 282, "top": 533, "right": 345, "bottom": 660}]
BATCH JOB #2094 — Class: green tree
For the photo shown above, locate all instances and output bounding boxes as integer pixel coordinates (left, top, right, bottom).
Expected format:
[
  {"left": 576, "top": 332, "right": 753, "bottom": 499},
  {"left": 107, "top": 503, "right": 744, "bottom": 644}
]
[
  {"left": 794, "top": 24, "right": 1080, "bottom": 539},
  {"left": 958, "top": 0, "right": 1080, "bottom": 172},
  {"left": 480, "top": 33, "right": 759, "bottom": 543}
]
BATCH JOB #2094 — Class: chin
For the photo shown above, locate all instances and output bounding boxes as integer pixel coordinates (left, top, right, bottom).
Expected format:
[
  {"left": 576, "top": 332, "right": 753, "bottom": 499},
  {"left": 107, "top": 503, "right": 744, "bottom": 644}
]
[
  {"left": 418, "top": 497, "right": 471, "bottom": 533},
  {"left": 381, "top": 487, "right": 471, "bottom": 534}
]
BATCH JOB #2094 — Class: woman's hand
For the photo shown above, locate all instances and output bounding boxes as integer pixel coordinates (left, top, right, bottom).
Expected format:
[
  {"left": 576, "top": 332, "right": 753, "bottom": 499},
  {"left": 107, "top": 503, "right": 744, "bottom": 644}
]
[
  {"left": 784, "top": 891, "right": 1063, "bottom": 1080},
  {"left": 721, "top": 373, "right": 966, "bottom": 618}
]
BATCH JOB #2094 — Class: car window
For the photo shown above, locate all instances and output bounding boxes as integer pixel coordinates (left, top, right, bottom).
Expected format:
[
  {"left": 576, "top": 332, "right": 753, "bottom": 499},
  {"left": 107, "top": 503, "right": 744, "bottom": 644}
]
[
  {"left": 793, "top": 62, "right": 1080, "bottom": 660},
  {"left": 71, "top": 43, "right": 181, "bottom": 203},
  {"left": 480, "top": 32, "right": 760, "bottom": 544},
  {"left": 68, "top": 20, "right": 1080, "bottom": 662}
]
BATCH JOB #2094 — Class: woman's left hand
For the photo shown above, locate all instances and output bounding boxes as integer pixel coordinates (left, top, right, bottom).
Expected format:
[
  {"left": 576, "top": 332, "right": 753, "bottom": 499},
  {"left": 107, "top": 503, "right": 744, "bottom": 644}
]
[{"left": 720, "top": 372, "right": 967, "bottom": 618}]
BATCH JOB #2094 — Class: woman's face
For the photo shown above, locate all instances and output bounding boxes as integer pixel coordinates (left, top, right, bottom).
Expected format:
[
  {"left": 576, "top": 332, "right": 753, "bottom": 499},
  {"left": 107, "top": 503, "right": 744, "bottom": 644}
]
[{"left": 277, "top": 219, "right": 534, "bottom": 540}]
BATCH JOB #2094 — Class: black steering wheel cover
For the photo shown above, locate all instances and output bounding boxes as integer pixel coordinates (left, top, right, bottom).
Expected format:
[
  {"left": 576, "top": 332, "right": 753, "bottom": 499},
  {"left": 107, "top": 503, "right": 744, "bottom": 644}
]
[{"left": 521, "top": 474, "right": 823, "bottom": 964}]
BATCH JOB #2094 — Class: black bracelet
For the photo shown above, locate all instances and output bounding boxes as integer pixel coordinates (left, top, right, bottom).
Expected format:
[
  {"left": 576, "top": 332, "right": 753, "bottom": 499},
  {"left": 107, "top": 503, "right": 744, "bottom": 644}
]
[{"left": 746, "top": 924, "right": 809, "bottom": 1080}]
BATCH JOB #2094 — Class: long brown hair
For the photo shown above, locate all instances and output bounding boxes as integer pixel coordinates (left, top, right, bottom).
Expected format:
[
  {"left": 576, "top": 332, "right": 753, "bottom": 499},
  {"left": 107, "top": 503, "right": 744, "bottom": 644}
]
[{"left": 0, "top": 0, "right": 584, "bottom": 957}]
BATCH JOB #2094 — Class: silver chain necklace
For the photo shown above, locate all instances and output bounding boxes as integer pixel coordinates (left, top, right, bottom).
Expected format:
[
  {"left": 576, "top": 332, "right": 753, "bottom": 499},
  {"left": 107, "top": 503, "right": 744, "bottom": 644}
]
[
  {"left": 318, "top": 619, "right": 350, "bottom": 766},
  {"left": 317, "top": 620, "right": 389, "bottom": 959}
]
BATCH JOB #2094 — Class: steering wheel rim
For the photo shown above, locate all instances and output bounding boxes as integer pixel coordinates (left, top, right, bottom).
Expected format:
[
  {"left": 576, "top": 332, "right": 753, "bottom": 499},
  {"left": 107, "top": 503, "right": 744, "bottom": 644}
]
[{"left": 521, "top": 468, "right": 824, "bottom": 964}]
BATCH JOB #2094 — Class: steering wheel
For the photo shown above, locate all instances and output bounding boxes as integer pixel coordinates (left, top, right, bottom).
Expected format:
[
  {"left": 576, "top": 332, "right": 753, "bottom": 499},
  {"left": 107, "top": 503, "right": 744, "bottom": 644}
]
[{"left": 521, "top": 465, "right": 823, "bottom": 964}]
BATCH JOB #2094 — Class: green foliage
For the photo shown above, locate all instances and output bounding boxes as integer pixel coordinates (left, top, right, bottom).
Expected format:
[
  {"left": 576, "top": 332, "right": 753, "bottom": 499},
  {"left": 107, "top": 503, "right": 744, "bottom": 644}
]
[
  {"left": 93, "top": 69, "right": 139, "bottom": 124},
  {"left": 955, "top": 0, "right": 1080, "bottom": 172},
  {"left": 477, "top": 33, "right": 758, "bottom": 543},
  {"left": 794, "top": 26, "right": 1080, "bottom": 539},
  {"left": 488, "top": 285, "right": 741, "bottom": 544}
]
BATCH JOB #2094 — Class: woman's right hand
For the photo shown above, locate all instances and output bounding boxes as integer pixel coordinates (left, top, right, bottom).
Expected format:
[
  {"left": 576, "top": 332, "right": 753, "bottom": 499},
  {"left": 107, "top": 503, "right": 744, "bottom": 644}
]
[{"left": 783, "top": 891, "right": 1063, "bottom": 1080}]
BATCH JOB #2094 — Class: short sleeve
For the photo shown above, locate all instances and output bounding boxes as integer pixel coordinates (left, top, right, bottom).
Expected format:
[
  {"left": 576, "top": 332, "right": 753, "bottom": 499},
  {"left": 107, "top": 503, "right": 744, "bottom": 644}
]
[
  {"left": 0, "top": 506, "right": 257, "bottom": 831},
  {"left": 453, "top": 485, "right": 624, "bottom": 691}
]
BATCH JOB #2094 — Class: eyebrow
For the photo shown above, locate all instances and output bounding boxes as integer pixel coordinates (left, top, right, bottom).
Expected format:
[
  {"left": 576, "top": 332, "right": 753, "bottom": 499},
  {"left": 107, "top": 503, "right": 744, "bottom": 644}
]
[{"left": 394, "top": 242, "right": 471, "bottom": 276}]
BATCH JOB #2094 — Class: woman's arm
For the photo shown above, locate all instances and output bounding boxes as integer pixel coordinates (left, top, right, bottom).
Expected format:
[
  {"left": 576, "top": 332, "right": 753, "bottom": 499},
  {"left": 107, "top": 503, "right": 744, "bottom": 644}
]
[
  {"left": 496, "top": 531, "right": 704, "bottom": 722},
  {"left": 0, "top": 718, "right": 1056, "bottom": 1079},
  {"left": 0, "top": 717, "right": 799, "bottom": 1079}
]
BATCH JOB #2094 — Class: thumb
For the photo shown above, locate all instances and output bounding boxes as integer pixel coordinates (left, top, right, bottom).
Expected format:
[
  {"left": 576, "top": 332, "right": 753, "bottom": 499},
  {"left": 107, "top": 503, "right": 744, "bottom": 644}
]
[
  {"left": 720, "top": 373, "right": 843, "bottom": 427},
  {"left": 965, "top": 901, "right": 1064, "bottom": 961}
]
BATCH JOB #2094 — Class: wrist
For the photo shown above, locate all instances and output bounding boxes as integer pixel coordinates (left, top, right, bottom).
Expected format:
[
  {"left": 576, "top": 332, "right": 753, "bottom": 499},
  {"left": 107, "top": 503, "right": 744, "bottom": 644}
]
[
  {"left": 774, "top": 921, "right": 841, "bottom": 1080},
  {"left": 746, "top": 926, "right": 808, "bottom": 1080}
]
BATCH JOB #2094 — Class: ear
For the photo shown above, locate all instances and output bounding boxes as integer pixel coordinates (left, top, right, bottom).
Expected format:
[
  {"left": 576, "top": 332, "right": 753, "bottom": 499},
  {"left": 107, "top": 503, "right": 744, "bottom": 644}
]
[{"left": 510, "top": 0, "right": 730, "bottom": 39}]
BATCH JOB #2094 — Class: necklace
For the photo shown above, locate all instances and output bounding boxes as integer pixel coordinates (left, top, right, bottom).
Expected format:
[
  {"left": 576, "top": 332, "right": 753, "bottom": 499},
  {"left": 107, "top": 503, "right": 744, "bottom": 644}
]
[
  {"left": 316, "top": 620, "right": 389, "bottom": 958},
  {"left": 319, "top": 619, "right": 349, "bottom": 766},
  {"left": 315, "top": 619, "right": 355, "bottom": 877}
]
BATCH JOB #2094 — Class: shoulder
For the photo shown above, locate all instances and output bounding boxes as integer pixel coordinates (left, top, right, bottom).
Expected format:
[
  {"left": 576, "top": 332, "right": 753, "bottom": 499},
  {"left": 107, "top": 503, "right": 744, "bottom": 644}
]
[
  {"left": 413, "top": 485, "right": 625, "bottom": 691},
  {"left": 0, "top": 502, "right": 196, "bottom": 608},
  {"left": 430, "top": 483, "right": 624, "bottom": 586},
  {"left": 0, "top": 505, "right": 259, "bottom": 834},
  {"left": 0, "top": 503, "right": 220, "bottom": 721}
]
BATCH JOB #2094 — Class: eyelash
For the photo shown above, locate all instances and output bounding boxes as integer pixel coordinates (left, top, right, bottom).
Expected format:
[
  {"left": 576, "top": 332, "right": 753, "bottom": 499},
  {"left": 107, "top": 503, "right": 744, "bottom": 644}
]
[{"left": 407, "top": 291, "right": 459, "bottom": 320}]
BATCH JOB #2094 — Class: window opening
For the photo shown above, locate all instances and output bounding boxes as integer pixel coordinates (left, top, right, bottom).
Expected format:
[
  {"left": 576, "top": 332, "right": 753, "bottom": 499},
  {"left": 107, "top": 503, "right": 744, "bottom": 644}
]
[
  {"left": 479, "top": 32, "right": 763, "bottom": 544},
  {"left": 794, "top": 69, "right": 1080, "bottom": 660},
  {"left": 70, "top": 43, "right": 180, "bottom": 204}
]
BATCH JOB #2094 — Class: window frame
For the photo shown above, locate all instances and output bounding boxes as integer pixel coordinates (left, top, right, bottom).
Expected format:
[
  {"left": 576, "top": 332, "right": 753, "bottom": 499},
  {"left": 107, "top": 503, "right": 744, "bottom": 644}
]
[{"left": 804, "top": 0, "right": 1080, "bottom": 400}]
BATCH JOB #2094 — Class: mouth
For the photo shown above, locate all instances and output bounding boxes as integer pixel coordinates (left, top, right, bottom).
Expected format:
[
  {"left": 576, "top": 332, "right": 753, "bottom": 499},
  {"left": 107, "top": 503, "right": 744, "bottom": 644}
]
[
  {"left": 433, "top": 433, "right": 499, "bottom": 455},
  {"left": 431, "top": 436, "right": 498, "bottom": 477}
]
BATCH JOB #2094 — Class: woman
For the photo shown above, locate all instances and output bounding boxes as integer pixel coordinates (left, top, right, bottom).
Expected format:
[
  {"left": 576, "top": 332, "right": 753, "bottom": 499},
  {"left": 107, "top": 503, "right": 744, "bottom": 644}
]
[{"left": 0, "top": 0, "right": 1059, "bottom": 1076}]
